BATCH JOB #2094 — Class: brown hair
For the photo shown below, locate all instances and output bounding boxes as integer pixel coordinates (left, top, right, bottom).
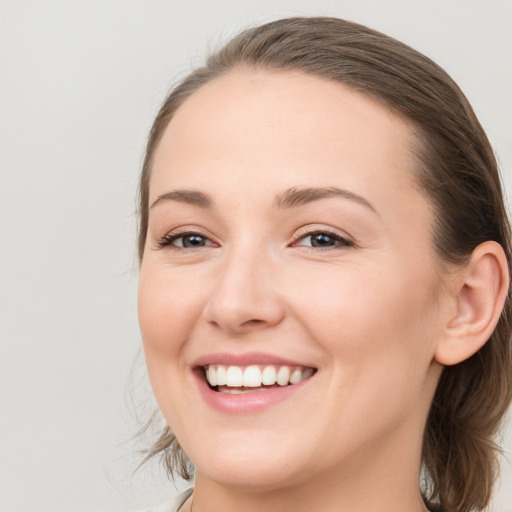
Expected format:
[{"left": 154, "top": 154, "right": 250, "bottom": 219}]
[{"left": 137, "top": 17, "right": 512, "bottom": 512}]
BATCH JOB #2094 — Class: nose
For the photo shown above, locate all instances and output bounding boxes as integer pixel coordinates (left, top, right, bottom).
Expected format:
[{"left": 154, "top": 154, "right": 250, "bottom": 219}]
[{"left": 203, "top": 249, "right": 286, "bottom": 335}]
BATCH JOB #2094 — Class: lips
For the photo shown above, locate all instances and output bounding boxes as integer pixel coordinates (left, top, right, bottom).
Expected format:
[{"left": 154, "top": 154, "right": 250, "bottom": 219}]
[{"left": 192, "top": 354, "right": 317, "bottom": 411}]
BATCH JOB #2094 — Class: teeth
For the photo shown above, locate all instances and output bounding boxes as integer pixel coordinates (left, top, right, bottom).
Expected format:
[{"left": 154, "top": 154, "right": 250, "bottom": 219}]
[
  {"left": 220, "top": 387, "right": 269, "bottom": 394},
  {"left": 289, "top": 368, "right": 303, "bottom": 384},
  {"left": 207, "top": 366, "right": 217, "bottom": 386},
  {"left": 226, "top": 366, "right": 243, "bottom": 387},
  {"left": 242, "top": 365, "right": 262, "bottom": 387},
  {"left": 204, "top": 364, "right": 315, "bottom": 389},
  {"left": 262, "top": 365, "right": 277, "bottom": 385},
  {"left": 216, "top": 365, "right": 227, "bottom": 386},
  {"left": 277, "top": 366, "right": 291, "bottom": 386},
  {"left": 302, "top": 368, "right": 314, "bottom": 380}
]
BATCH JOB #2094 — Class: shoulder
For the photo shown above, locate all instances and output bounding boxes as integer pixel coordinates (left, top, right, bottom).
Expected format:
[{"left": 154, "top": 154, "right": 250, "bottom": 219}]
[{"left": 138, "top": 488, "right": 193, "bottom": 512}]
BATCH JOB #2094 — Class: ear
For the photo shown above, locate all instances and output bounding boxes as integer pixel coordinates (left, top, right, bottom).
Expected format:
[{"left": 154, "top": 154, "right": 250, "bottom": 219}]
[{"left": 435, "top": 241, "right": 510, "bottom": 366}]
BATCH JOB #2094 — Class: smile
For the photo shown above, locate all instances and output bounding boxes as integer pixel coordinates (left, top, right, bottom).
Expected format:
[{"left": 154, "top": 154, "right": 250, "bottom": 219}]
[{"left": 204, "top": 364, "right": 316, "bottom": 393}]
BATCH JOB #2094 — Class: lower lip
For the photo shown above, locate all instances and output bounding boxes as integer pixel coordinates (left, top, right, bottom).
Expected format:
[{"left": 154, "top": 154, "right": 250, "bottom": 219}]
[{"left": 193, "top": 370, "right": 313, "bottom": 414}]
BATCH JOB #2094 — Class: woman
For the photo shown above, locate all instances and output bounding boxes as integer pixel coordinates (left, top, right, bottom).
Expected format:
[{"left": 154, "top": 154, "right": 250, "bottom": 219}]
[{"left": 136, "top": 17, "right": 511, "bottom": 512}]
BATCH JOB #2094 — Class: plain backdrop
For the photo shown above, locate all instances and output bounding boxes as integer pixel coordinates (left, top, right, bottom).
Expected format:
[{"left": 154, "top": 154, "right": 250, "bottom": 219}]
[{"left": 0, "top": 1, "right": 511, "bottom": 511}]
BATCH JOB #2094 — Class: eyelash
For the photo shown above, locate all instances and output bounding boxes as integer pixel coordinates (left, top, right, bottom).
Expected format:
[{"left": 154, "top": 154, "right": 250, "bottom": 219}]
[
  {"left": 292, "top": 229, "right": 354, "bottom": 250},
  {"left": 157, "top": 228, "right": 354, "bottom": 251},
  {"left": 157, "top": 230, "right": 214, "bottom": 250}
]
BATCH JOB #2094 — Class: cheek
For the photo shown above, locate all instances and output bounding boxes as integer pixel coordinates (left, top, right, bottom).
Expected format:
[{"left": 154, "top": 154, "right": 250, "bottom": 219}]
[
  {"left": 287, "top": 260, "right": 439, "bottom": 367},
  {"left": 137, "top": 267, "right": 204, "bottom": 424},
  {"left": 290, "top": 264, "right": 439, "bottom": 435},
  {"left": 138, "top": 266, "right": 204, "bottom": 361}
]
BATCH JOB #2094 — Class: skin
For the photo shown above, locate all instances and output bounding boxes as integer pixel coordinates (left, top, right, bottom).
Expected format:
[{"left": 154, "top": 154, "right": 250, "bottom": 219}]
[{"left": 138, "top": 71, "right": 453, "bottom": 512}]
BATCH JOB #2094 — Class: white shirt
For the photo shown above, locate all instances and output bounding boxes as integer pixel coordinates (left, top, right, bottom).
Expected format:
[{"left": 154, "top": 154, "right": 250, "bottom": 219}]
[{"left": 140, "top": 488, "right": 193, "bottom": 512}]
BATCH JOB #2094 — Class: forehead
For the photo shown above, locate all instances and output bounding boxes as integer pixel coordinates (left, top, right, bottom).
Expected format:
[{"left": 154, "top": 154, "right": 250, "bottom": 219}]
[{"left": 150, "top": 70, "right": 421, "bottom": 208}]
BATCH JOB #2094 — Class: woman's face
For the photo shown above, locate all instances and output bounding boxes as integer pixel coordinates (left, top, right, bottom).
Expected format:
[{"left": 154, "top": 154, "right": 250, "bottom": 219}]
[{"left": 138, "top": 71, "right": 446, "bottom": 491}]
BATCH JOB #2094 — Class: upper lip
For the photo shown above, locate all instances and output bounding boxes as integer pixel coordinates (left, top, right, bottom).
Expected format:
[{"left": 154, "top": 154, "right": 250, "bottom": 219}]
[{"left": 192, "top": 352, "right": 317, "bottom": 369}]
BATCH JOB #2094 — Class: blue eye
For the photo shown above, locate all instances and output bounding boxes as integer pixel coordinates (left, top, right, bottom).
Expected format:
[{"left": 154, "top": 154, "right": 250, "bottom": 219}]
[
  {"left": 158, "top": 232, "right": 214, "bottom": 249},
  {"left": 176, "top": 234, "right": 209, "bottom": 248},
  {"left": 296, "top": 231, "right": 352, "bottom": 249}
]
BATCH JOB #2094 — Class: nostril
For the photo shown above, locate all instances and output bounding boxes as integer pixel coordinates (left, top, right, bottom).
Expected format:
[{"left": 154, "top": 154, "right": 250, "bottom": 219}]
[
  {"left": 208, "top": 316, "right": 273, "bottom": 333},
  {"left": 243, "top": 319, "right": 265, "bottom": 326},
  {"left": 236, "top": 318, "right": 270, "bottom": 333}
]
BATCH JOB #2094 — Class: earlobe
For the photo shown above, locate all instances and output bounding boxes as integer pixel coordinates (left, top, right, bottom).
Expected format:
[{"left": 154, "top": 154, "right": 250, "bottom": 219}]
[{"left": 435, "top": 241, "right": 510, "bottom": 366}]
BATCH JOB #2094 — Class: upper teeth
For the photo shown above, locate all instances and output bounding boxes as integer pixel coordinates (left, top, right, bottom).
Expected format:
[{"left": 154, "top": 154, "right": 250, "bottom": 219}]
[{"left": 205, "top": 365, "right": 314, "bottom": 388}]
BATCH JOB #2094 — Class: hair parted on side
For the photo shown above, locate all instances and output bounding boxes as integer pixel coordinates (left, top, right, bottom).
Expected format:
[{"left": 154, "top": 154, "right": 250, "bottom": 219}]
[{"left": 136, "top": 17, "right": 512, "bottom": 512}]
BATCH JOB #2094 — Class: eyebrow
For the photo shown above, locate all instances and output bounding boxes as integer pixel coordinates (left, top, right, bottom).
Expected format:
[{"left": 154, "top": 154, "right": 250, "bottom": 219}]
[
  {"left": 151, "top": 190, "right": 213, "bottom": 209},
  {"left": 150, "top": 186, "right": 377, "bottom": 214},
  {"left": 274, "top": 186, "right": 377, "bottom": 213}
]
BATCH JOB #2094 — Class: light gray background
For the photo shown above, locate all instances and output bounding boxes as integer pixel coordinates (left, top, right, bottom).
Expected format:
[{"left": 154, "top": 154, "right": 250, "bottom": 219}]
[{"left": 1, "top": 1, "right": 511, "bottom": 511}]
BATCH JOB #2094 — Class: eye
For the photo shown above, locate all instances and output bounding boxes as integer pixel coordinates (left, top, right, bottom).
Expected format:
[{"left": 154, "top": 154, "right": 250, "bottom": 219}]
[
  {"left": 158, "top": 231, "right": 216, "bottom": 249},
  {"left": 293, "top": 230, "right": 353, "bottom": 249}
]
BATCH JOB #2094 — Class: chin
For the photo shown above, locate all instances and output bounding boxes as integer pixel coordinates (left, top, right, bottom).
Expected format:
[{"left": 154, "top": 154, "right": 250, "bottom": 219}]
[
  {"left": 185, "top": 433, "right": 313, "bottom": 492},
  {"left": 197, "top": 459, "right": 308, "bottom": 493}
]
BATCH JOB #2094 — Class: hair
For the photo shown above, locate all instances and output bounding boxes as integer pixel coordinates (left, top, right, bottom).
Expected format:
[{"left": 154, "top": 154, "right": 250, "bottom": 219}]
[{"left": 136, "top": 17, "right": 512, "bottom": 512}]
